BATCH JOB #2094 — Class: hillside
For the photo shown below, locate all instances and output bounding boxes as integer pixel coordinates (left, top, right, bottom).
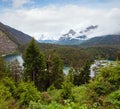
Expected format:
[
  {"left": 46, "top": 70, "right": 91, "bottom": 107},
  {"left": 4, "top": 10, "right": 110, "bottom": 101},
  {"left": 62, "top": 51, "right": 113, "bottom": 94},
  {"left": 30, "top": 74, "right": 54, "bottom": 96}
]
[
  {"left": 0, "top": 22, "right": 32, "bottom": 54},
  {"left": 80, "top": 34, "right": 120, "bottom": 46}
]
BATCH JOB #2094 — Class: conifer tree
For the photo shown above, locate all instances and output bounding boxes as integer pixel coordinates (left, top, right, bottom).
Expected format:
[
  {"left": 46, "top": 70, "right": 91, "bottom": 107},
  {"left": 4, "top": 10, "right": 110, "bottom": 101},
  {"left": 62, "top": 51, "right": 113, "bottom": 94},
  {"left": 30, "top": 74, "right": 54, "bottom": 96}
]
[
  {"left": 79, "top": 60, "right": 91, "bottom": 84},
  {"left": 72, "top": 60, "right": 91, "bottom": 86},
  {"left": 50, "top": 53, "right": 64, "bottom": 89},
  {"left": 23, "top": 38, "right": 46, "bottom": 91}
]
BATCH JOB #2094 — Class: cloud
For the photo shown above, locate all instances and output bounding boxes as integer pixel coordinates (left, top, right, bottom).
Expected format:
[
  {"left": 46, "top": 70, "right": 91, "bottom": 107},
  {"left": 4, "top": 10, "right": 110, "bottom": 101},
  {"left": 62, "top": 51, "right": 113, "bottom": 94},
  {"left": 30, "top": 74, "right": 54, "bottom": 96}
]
[
  {"left": 12, "top": 0, "right": 31, "bottom": 8},
  {"left": 0, "top": 5, "right": 120, "bottom": 40}
]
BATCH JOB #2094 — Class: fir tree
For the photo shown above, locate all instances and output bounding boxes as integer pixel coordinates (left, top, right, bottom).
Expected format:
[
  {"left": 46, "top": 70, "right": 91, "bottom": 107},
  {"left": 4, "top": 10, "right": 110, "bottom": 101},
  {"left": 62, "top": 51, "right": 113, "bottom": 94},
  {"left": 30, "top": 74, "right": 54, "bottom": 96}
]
[
  {"left": 79, "top": 60, "right": 91, "bottom": 84},
  {"left": 50, "top": 53, "right": 64, "bottom": 89},
  {"left": 23, "top": 38, "right": 46, "bottom": 91}
]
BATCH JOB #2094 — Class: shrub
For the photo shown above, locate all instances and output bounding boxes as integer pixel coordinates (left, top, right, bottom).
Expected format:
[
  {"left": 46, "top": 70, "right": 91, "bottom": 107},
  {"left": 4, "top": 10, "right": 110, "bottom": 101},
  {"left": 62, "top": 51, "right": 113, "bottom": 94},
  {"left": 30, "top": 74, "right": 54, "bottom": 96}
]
[
  {"left": 41, "top": 92, "right": 52, "bottom": 104},
  {"left": 15, "top": 81, "right": 41, "bottom": 106}
]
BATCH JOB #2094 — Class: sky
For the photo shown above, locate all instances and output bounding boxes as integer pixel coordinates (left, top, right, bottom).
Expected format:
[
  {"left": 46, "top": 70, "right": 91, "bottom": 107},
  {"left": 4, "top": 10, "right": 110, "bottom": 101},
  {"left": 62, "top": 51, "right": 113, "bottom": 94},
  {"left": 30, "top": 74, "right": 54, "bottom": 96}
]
[{"left": 0, "top": 0, "right": 120, "bottom": 40}]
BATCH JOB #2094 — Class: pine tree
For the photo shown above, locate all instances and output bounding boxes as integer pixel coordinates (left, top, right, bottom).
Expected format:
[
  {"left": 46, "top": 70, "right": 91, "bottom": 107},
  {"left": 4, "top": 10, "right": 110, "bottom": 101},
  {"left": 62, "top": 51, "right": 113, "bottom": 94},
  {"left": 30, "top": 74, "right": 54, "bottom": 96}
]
[
  {"left": 79, "top": 60, "right": 91, "bottom": 84},
  {"left": 23, "top": 38, "right": 46, "bottom": 91},
  {"left": 67, "top": 68, "right": 74, "bottom": 84},
  {"left": 50, "top": 53, "right": 64, "bottom": 89},
  {"left": 72, "top": 60, "right": 91, "bottom": 86}
]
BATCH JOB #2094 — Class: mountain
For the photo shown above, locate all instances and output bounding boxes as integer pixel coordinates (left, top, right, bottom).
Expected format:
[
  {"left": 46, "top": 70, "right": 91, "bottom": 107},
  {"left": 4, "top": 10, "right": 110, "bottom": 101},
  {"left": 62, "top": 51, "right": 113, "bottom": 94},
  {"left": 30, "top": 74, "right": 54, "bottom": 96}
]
[
  {"left": 38, "top": 25, "right": 98, "bottom": 45},
  {"left": 39, "top": 40, "right": 57, "bottom": 44},
  {"left": 80, "top": 34, "right": 120, "bottom": 46},
  {"left": 0, "top": 22, "right": 32, "bottom": 54},
  {"left": 39, "top": 36, "right": 85, "bottom": 45}
]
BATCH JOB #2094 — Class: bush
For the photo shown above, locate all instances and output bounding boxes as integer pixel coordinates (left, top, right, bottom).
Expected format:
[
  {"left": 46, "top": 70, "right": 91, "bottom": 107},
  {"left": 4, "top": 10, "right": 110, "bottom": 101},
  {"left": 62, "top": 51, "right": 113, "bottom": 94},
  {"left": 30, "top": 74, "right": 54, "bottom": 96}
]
[
  {"left": 72, "top": 85, "right": 88, "bottom": 105},
  {"left": 107, "top": 89, "right": 120, "bottom": 109},
  {"left": 1, "top": 77, "right": 16, "bottom": 97},
  {"left": 47, "top": 88, "right": 62, "bottom": 102},
  {"left": 61, "top": 81, "right": 73, "bottom": 100},
  {"left": 0, "top": 82, "right": 12, "bottom": 109},
  {"left": 29, "top": 101, "right": 42, "bottom": 109},
  {"left": 41, "top": 92, "right": 52, "bottom": 104},
  {"left": 15, "top": 81, "right": 41, "bottom": 106}
]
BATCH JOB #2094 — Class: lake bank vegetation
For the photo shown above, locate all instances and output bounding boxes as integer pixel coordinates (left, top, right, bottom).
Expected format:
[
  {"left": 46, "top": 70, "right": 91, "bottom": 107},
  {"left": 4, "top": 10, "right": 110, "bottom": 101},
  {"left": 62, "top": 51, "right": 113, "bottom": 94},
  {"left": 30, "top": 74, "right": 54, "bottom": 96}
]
[{"left": 0, "top": 38, "right": 120, "bottom": 109}]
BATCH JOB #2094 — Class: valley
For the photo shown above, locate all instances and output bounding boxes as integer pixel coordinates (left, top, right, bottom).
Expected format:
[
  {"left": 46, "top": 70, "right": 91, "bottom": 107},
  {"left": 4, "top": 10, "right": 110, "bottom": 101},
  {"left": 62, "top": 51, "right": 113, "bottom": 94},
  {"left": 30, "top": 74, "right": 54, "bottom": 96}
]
[{"left": 0, "top": 20, "right": 120, "bottom": 109}]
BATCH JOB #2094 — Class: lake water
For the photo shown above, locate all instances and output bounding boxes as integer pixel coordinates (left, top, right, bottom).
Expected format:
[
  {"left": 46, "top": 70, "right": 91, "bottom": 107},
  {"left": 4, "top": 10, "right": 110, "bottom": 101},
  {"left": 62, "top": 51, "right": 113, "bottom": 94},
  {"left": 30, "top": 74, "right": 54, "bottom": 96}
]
[
  {"left": 4, "top": 54, "right": 24, "bottom": 67},
  {"left": 4, "top": 55, "right": 113, "bottom": 77},
  {"left": 4, "top": 54, "right": 70, "bottom": 74}
]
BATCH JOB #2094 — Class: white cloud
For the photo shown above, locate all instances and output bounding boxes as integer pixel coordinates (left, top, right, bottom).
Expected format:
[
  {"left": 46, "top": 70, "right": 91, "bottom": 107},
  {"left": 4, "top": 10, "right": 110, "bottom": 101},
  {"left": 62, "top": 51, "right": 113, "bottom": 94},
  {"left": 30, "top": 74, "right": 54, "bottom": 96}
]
[
  {"left": 12, "top": 0, "right": 31, "bottom": 8},
  {"left": 0, "top": 5, "right": 120, "bottom": 40}
]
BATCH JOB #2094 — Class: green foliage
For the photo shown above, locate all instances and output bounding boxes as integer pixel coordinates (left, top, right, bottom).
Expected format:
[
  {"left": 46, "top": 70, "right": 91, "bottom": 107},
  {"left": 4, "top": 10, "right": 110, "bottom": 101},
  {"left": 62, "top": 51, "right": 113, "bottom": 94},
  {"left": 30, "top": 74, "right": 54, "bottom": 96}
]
[
  {"left": 50, "top": 53, "right": 64, "bottom": 89},
  {"left": 1, "top": 39, "right": 120, "bottom": 108},
  {"left": 0, "top": 82, "right": 12, "bottom": 109},
  {"left": 61, "top": 81, "right": 73, "bottom": 100},
  {"left": 0, "top": 55, "right": 9, "bottom": 78},
  {"left": 85, "top": 61, "right": 120, "bottom": 108},
  {"left": 29, "top": 100, "right": 42, "bottom": 109},
  {"left": 29, "top": 101, "right": 89, "bottom": 109},
  {"left": 15, "top": 81, "right": 41, "bottom": 106},
  {"left": 47, "top": 88, "right": 62, "bottom": 102},
  {"left": 107, "top": 89, "right": 120, "bottom": 109},
  {"left": 72, "top": 86, "right": 88, "bottom": 105},
  {"left": 23, "top": 38, "right": 46, "bottom": 91},
  {"left": 67, "top": 68, "right": 74, "bottom": 84},
  {"left": 79, "top": 60, "right": 91, "bottom": 84},
  {"left": 41, "top": 92, "right": 52, "bottom": 104},
  {"left": 73, "top": 60, "right": 91, "bottom": 86},
  {"left": 0, "top": 77, "right": 16, "bottom": 97},
  {"left": 98, "top": 62, "right": 120, "bottom": 89}
]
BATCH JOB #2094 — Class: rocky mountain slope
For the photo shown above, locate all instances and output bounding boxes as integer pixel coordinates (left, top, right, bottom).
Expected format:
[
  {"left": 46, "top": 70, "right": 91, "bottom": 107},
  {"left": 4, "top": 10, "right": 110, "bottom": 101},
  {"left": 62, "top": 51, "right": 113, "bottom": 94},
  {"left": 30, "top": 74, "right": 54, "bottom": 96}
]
[{"left": 0, "top": 22, "right": 32, "bottom": 54}]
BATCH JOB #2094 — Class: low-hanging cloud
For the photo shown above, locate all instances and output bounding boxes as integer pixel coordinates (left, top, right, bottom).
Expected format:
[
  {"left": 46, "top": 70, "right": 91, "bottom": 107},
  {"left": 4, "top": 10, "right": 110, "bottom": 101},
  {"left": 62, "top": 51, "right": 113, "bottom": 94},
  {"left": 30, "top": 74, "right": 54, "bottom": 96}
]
[{"left": 0, "top": 5, "right": 120, "bottom": 40}]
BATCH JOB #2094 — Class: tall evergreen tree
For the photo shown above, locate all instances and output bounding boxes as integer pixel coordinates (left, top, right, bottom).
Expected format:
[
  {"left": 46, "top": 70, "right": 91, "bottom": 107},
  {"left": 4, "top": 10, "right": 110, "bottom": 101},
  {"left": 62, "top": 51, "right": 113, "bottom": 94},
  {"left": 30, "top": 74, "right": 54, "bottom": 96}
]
[
  {"left": 79, "top": 60, "right": 91, "bottom": 84},
  {"left": 23, "top": 38, "right": 46, "bottom": 91},
  {"left": 50, "top": 53, "right": 64, "bottom": 89},
  {"left": 73, "top": 60, "right": 91, "bottom": 86}
]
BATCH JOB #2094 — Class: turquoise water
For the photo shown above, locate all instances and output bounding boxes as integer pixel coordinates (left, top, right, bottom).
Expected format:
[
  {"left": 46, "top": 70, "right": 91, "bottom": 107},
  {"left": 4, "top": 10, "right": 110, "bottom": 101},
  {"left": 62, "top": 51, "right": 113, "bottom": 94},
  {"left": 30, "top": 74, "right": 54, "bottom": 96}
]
[
  {"left": 4, "top": 54, "right": 24, "bottom": 66},
  {"left": 4, "top": 55, "right": 112, "bottom": 76},
  {"left": 4, "top": 55, "right": 70, "bottom": 74},
  {"left": 63, "top": 66, "right": 70, "bottom": 74}
]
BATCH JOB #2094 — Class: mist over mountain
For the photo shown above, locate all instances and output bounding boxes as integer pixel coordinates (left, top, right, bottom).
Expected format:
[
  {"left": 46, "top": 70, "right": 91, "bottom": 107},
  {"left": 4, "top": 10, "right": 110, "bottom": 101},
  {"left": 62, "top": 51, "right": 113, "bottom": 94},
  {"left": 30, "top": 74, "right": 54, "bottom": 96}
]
[
  {"left": 0, "top": 21, "right": 120, "bottom": 53},
  {"left": 38, "top": 24, "right": 120, "bottom": 45}
]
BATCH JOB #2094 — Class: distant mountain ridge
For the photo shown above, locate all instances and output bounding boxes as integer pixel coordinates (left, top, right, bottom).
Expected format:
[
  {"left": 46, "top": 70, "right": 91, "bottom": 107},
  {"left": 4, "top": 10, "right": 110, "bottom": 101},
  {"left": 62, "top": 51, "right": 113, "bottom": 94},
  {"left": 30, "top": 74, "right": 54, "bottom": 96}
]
[
  {"left": 39, "top": 34, "right": 120, "bottom": 46},
  {"left": 0, "top": 21, "right": 120, "bottom": 55},
  {"left": 39, "top": 25, "right": 98, "bottom": 45},
  {"left": 0, "top": 22, "right": 32, "bottom": 54},
  {"left": 80, "top": 34, "right": 120, "bottom": 46}
]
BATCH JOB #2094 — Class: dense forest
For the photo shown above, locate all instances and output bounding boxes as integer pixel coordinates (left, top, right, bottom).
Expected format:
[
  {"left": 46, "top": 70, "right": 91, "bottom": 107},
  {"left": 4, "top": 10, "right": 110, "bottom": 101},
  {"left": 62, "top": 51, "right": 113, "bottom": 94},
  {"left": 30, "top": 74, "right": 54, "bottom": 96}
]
[
  {"left": 0, "top": 39, "right": 120, "bottom": 109},
  {"left": 19, "top": 42, "right": 120, "bottom": 68}
]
